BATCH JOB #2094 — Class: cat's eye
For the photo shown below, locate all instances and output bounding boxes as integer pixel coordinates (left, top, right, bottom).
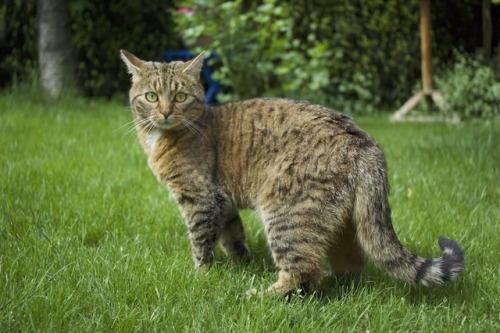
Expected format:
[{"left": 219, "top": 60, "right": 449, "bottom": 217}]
[
  {"left": 145, "top": 91, "right": 158, "bottom": 102},
  {"left": 174, "top": 92, "right": 187, "bottom": 103}
]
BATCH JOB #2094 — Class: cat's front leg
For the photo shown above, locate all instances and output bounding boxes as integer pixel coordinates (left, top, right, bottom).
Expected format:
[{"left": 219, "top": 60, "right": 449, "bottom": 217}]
[
  {"left": 176, "top": 191, "right": 227, "bottom": 269},
  {"left": 184, "top": 209, "right": 221, "bottom": 269}
]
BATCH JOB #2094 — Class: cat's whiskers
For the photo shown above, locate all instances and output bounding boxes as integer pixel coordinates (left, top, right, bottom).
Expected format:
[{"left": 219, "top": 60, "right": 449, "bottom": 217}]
[
  {"left": 116, "top": 120, "right": 139, "bottom": 140},
  {"left": 114, "top": 107, "right": 135, "bottom": 131},
  {"left": 116, "top": 118, "right": 137, "bottom": 133},
  {"left": 146, "top": 122, "right": 157, "bottom": 136},
  {"left": 118, "top": 117, "right": 153, "bottom": 140},
  {"left": 179, "top": 116, "right": 206, "bottom": 139},
  {"left": 139, "top": 118, "right": 156, "bottom": 137}
]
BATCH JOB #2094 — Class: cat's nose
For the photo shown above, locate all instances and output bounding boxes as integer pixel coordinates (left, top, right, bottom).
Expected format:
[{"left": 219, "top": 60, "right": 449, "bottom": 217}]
[{"left": 160, "top": 110, "right": 172, "bottom": 119}]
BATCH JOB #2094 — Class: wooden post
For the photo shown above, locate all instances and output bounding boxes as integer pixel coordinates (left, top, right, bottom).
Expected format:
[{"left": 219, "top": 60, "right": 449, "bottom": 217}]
[
  {"left": 482, "top": 0, "right": 492, "bottom": 58},
  {"left": 420, "top": 0, "right": 432, "bottom": 93},
  {"left": 391, "top": 0, "right": 457, "bottom": 123}
]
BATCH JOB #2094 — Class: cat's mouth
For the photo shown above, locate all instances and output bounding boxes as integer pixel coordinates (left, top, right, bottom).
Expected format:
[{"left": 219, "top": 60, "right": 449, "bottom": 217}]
[{"left": 149, "top": 117, "right": 181, "bottom": 130}]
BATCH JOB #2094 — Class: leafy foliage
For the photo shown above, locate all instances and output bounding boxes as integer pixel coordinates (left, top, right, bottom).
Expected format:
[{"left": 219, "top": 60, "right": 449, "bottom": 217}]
[
  {"left": 436, "top": 55, "right": 500, "bottom": 120},
  {"left": 1, "top": 0, "right": 496, "bottom": 117},
  {"left": 176, "top": 0, "right": 421, "bottom": 113},
  {"left": 175, "top": 0, "right": 496, "bottom": 115}
]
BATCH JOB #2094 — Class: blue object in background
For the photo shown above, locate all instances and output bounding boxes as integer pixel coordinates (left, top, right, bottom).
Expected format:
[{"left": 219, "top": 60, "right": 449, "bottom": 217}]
[{"left": 161, "top": 50, "right": 222, "bottom": 105}]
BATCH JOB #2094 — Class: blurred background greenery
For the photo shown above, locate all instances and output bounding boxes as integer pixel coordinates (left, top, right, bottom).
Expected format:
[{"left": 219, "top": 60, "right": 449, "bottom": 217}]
[{"left": 1, "top": 0, "right": 499, "bottom": 119}]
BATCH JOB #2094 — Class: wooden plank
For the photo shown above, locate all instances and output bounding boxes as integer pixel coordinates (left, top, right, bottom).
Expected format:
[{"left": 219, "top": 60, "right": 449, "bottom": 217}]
[
  {"left": 420, "top": 0, "right": 432, "bottom": 93},
  {"left": 391, "top": 92, "right": 424, "bottom": 121}
]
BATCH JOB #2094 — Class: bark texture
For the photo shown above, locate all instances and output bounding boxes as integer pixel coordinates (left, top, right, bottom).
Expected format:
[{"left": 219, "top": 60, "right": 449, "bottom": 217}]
[{"left": 38, "top": 0, "right": 75, "bottom": 97}]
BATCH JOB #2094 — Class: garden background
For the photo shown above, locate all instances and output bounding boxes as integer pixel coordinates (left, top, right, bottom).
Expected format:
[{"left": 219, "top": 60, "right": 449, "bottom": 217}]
[
  {"left": 2, "top": 0, "right": 500, "bottom": 118},
  {"left": 1, "top": 0, "right": 499, "bottom": 331}
]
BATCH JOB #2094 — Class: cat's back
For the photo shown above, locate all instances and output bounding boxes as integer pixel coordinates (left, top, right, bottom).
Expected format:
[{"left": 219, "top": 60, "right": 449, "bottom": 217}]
[
  {"left": 211, "top": 98, "right": 379, "bottom": 207},
  {"left": 212, "top": 97, "right": 372, "bottom": 147}
]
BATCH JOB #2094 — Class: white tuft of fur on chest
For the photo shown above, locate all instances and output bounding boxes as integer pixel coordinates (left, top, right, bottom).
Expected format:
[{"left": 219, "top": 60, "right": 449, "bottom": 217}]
[{"left": 146, "top": 130, "right": 161, "bottom": 152}]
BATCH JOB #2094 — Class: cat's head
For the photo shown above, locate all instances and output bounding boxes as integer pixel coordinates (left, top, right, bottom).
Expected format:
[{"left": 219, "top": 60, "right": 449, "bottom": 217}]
[{"left": 120, "top": 50, "right": 205, "bottom": 130}]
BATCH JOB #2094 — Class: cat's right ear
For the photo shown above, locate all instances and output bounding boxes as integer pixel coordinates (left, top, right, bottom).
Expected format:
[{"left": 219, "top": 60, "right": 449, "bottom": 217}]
[{"left": 120, "top": 50, "right": 145, "bottom": 78}]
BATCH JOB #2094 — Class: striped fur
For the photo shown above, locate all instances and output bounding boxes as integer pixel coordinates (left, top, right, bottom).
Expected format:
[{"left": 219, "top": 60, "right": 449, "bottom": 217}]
[{"left": 120, "top": 50, "right": 464, "bottom": 295}]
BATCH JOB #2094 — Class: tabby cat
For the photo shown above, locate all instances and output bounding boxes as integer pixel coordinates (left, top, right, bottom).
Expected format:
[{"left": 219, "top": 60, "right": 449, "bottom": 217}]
[{"left": 120, "top": 50, "right": 464, "bottom": 295}]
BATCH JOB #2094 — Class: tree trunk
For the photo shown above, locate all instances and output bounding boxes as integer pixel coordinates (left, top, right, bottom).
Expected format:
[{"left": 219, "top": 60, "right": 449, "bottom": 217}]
[
  {"left": 37, "top": 0, "right": 75, "bottom": 98},
  {"left": 482, "top": 0, "right": 492, "bottom": 58}
]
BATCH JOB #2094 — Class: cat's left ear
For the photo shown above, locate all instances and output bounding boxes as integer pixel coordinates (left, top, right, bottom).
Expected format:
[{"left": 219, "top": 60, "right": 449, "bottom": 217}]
[
  {"left": 182, "top": 52, "right": 205, "bottom": 77},
  {"left": 120, "top": 49, "right": 146, "bottom": 77}
]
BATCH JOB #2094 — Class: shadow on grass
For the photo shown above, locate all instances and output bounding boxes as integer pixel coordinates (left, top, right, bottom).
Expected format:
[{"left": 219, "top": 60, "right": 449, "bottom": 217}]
[
  {"left": 191, "top": 213, "right": 469, "bottom": 305},
  {"left": 215, "top": 251, "right": 469, "bottom": 305}
]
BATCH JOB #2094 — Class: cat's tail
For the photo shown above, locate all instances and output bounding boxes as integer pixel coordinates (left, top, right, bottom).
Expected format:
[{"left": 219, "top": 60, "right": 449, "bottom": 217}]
[{"left": 352, "top": 149, "right": 464, "bottom": 286}]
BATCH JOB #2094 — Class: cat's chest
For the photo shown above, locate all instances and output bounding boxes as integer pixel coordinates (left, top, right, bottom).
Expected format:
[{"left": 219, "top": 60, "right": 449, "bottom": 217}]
[{"left": 145, "top": 130, "right": 161, "bottom": 152}]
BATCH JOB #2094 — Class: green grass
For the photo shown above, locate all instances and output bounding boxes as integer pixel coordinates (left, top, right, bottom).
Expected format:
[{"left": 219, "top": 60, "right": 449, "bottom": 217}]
[{"left": 1, "top": 92, "right": 499, "bottom": 332}]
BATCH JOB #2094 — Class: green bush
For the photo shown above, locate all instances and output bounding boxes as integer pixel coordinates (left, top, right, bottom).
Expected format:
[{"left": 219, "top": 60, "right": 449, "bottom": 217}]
[
  {"left": 1, "top": 0, "right": 492, "bottom": 105},
  {"left": 436, "top": 55, "right": 500, "bottom": 120},
  {"left": 175, "top": 0, "right": 494, "bottom": 114},
  {"left": 175, "top": 0, "right": 421, "bottom": 113}
]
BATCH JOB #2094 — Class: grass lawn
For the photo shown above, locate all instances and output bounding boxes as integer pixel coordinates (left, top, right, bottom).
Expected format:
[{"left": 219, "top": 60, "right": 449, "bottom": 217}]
[{"left": 1, "top": 92, "right": 499, "bottom": 332}]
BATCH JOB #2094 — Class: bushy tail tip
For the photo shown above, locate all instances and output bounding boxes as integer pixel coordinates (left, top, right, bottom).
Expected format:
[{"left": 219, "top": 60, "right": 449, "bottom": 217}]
[{"left": 414, "top": 237, "right": 465, "bottom": 286}]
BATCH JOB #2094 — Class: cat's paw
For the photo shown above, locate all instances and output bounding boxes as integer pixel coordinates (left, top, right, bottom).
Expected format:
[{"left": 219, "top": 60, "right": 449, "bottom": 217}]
[
  {"left": 193, "top": 255, "right": 214, "bottom": 270},
  {"left": 244, "top": 285, "right": 306, "bottom": 299},
  {"left": 266, "top": 281, "right": 294, "bottom": 296}
]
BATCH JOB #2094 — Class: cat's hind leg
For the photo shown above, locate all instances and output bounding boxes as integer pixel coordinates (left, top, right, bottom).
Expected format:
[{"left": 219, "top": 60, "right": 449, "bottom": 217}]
[
  {"left": 219, "top": 211, "right": 250, "bottom": 261},
  {"left": 328, "top": 219, "right": 365, "bottom": 277},
  {"left": 262, "top": 209, "right": 330, "bottom": 296}
]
